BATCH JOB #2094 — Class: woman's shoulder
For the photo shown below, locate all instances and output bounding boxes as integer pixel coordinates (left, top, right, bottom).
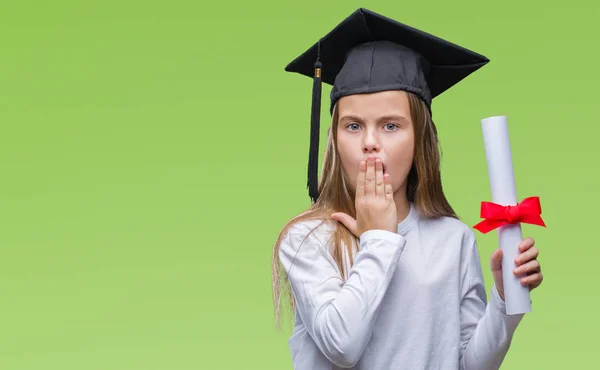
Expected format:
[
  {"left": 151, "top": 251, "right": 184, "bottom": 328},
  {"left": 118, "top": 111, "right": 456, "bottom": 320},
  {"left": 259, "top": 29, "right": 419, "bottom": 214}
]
[
  {"left": 287, "top": 218, "right": 332, "bottom": 232},
  {"left": 276, "top": 217, "right": 339, "bottom": 264},
  {"left": 282, "top": 218, "right": 336, "bottom": 246}
]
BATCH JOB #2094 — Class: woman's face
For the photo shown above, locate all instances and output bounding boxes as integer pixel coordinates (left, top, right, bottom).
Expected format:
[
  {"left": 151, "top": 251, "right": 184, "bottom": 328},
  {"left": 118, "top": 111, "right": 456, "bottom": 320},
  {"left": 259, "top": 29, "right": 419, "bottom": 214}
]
[{"left": 336, "top": 90, "right": 415, "bottom": 196}]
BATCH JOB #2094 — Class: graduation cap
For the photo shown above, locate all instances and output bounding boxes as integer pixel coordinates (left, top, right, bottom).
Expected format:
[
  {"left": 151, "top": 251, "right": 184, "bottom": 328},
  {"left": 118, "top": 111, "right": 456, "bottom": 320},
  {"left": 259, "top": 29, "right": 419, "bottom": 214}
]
[{"left": 285, "top": 8, "right": 490, "bottom": 204}]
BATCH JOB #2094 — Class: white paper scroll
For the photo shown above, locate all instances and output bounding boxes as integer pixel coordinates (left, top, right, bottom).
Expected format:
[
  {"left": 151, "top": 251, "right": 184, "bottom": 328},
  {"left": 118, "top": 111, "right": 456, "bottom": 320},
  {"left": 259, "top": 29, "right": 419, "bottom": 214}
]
[{"left": 480, "top": 116, "right": 531, "bottom": 315}]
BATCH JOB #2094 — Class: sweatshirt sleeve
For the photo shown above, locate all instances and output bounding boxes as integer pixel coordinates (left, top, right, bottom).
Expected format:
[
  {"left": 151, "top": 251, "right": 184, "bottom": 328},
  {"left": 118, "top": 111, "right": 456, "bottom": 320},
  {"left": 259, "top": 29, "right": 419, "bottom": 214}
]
[
  {"left": 459, "top": 238, "right": 525, "bottom": 370},
  {"left": 278, "top": 222, "right": 407, "bottom": 368}
]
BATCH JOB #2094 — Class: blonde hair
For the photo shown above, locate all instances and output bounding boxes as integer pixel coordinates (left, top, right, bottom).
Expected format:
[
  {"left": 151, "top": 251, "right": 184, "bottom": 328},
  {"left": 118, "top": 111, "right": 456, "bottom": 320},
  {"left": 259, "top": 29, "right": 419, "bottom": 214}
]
[{"left": 271, "top": 92, "right": 458, "bottom": 329}]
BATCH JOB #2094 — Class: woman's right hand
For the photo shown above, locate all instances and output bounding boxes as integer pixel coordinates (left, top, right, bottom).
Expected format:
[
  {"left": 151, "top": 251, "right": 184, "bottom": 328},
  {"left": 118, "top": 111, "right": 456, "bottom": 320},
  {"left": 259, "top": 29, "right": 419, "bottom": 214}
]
[{"left": 331, "top": 158, "right": 398, "bottom": 238}]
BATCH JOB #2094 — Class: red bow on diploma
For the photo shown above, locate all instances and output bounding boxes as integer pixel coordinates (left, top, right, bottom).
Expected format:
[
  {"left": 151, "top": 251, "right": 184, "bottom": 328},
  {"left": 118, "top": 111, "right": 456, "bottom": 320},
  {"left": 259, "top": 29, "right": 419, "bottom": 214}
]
[{"left": 473, "top": 196, "right": 546, "bottom": 234}]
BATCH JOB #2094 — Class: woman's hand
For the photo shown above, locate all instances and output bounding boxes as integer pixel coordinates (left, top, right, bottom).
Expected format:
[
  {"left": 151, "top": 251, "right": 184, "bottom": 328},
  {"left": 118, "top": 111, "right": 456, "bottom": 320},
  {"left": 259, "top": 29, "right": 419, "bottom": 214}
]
[
  {"left": 331, "top": 158, "right": 398, "bottom": 237},
  {"left": 491, "top": 237, "right": 543, "bottom": 302}
]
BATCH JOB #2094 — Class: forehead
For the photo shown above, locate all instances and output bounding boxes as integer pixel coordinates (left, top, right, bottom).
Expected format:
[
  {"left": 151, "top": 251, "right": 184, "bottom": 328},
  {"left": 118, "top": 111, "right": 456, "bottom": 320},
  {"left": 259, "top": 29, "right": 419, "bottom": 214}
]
[{"left": 337, "top": 90, "right": 410, "bottom": 118}]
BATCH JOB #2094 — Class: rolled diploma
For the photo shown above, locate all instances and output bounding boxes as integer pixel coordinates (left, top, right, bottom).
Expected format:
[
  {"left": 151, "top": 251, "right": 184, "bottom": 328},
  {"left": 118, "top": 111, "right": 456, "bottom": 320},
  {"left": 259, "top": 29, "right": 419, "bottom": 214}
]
[{"left": 481, "top": 116, "right": 531, "bottom": 315}]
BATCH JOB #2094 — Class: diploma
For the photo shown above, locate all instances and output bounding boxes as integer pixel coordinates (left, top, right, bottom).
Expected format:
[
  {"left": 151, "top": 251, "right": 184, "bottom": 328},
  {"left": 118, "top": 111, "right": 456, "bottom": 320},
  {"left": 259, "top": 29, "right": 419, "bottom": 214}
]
[{"left": 476, "top": 116, "right": 544, "bottom": 315}]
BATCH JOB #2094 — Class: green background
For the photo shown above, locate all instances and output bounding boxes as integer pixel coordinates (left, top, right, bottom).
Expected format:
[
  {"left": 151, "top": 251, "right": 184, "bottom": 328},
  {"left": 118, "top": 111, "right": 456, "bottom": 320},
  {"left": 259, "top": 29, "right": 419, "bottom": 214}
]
[{"left": 1, "top": 0, "right": 596, "bottom": 368}]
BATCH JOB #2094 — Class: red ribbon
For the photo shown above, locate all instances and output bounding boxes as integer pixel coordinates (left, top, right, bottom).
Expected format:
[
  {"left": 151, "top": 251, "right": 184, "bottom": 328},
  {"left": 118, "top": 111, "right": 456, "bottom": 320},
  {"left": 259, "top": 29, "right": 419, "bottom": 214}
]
[{"left": 473, "top": 196, "right": 546, "bottom": 234}]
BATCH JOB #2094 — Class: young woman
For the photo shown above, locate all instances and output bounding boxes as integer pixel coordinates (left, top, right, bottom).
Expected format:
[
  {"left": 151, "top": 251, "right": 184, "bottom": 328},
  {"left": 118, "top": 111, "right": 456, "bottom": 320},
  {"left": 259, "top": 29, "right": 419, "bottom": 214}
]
[{"left": 272, "top": 8, "right": 543, "bottom": 370}]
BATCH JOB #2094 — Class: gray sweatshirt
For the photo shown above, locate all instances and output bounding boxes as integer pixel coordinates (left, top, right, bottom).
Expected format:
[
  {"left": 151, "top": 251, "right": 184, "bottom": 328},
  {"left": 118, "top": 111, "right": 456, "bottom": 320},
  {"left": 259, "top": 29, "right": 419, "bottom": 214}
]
[{"left": 278, "top": 202, "right": 524, "bottom": 369}]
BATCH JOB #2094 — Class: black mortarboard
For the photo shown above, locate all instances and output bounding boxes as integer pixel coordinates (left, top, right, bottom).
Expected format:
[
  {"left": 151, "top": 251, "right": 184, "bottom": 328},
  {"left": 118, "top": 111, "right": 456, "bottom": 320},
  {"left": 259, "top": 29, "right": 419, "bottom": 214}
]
[{"left": 285, "top": 8, "right": 490, "bottom": 204}]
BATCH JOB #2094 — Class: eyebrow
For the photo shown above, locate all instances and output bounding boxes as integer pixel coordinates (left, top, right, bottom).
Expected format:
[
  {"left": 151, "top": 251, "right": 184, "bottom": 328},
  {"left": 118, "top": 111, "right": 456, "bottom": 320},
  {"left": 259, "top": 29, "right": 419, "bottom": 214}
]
[{"left": 339, "top": 114, "right": 409, "bottom": 123}]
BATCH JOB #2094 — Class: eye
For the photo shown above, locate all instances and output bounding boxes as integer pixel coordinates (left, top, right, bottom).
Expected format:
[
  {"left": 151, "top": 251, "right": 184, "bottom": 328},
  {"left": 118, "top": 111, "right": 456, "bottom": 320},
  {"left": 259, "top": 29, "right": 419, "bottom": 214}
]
[
  {"left": 344, "top": 122, "right": 400, "bottom": 131},
  {"left": 384, "top": 123, "right": 400, "bottom": 131},
  {"left": 345, "top": 123, "right": 360, "bottom": 131}
]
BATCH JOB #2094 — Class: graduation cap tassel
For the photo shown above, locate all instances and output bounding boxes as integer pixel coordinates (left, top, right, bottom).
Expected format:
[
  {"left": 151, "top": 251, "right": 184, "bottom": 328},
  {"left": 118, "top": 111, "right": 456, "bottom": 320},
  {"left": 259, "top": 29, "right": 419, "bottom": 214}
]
[{"left": 308, "top": 41, "right": 322, "bottom": 204}]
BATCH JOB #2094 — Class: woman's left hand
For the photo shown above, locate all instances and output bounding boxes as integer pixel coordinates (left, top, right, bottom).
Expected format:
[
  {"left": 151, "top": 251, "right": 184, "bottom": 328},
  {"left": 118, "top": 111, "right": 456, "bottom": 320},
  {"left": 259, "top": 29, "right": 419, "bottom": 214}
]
[{"left": 490, "top": 237, "right": 543, "bottom": 302}]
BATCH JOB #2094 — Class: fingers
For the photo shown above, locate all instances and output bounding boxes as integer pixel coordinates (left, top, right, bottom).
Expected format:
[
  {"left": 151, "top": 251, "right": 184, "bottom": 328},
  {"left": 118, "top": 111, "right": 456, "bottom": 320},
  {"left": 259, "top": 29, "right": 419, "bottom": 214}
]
[
  {"left": 521, "top": 271, "right": 543, "bottom": 288},
  {"left": 356, "top": 161, "right": 366, "bottom": 198},
  {"left": 375, "top": 159, "right": 384, "bottom": 197},
  {"left": 362, "top": 158, "right": 385, "bottom": 198},
  {"left": 490, "top": 248, "right": 503, "bottom": 271},
  {"left": 513, "top": 259, "right": 540, "bottom": 276},
  {"left": 331, "top": 212, "right": 357, "bottom": 236},
  {"left": 518, "top": 237, "right": 535, "bottom": 252},
  {"left": 515, "top": 246, "right": 539, "bottom": 265},
  {"left": 384, "top": 174, "right": 393, "bottom": 202},
  {"left": 365, "top": 158, "right": 375, "bottom": 196}
]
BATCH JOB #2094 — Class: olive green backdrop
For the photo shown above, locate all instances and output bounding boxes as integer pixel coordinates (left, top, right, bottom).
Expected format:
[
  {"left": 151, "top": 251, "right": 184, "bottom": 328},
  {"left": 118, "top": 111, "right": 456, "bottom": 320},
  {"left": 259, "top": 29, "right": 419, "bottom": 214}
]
[{"left": 1, "top": 0, "right": 596, "bottom": 369}]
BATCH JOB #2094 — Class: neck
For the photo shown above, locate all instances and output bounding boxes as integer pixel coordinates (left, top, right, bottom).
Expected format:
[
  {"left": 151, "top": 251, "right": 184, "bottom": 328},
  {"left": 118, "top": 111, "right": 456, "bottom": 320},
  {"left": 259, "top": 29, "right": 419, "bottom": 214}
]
[{"left": 393, "top": 188, "right": 411, "bottom": 224}]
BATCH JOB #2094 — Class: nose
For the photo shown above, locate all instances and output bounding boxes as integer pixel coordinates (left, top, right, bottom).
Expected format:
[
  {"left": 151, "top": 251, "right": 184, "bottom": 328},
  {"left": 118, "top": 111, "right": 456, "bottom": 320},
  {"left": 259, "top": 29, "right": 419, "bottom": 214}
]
[{"left": 362, "top": 129, "right": 380, "bottom": 153}]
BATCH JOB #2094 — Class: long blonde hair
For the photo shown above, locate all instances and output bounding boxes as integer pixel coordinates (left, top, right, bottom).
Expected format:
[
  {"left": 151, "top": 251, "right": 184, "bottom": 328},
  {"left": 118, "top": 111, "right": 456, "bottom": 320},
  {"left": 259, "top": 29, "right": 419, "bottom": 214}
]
[{"left": 271, "top": 92, "right": 458, "bottom": 329}]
